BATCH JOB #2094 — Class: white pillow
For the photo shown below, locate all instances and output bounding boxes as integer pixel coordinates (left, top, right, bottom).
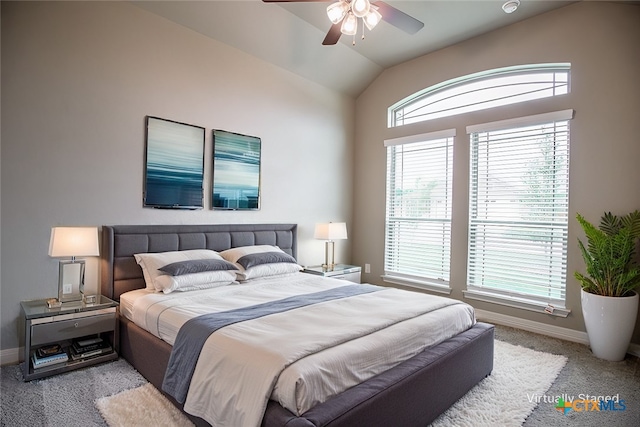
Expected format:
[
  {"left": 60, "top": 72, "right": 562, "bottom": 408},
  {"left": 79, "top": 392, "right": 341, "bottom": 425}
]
[
  {"left": 134, "top": 249, "right": 224, "bottom": 290},
  {"left": 219, "top": 245, "right": 285, "bottom": 264},
  {"left": 237, "top": 263, "right": 303, "bottom": 281},
  {"left": 219, "top": 245, "right": 302, "bottom": 281},
  {"left": 154, "top": 270, "right": 237, "bottom": 294}
]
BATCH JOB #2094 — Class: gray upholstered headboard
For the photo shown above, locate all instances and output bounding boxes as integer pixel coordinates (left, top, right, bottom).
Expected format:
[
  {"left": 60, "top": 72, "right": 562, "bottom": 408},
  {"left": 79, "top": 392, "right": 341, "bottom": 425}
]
[{"left": 101, "top": 224, "right": 297, "bottom": 301}]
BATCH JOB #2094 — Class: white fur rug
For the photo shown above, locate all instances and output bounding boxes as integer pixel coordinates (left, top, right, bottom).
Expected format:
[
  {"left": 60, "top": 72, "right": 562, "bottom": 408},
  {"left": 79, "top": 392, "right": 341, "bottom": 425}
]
[
  {"left": 431, "top": 340, "right": 567, "bottom": 426},
  {"left": 95, "top": 340, "right": 567, "bottom": 427},
  {"left": 96, "top": 383, "right": 194, "bottom": 427}
]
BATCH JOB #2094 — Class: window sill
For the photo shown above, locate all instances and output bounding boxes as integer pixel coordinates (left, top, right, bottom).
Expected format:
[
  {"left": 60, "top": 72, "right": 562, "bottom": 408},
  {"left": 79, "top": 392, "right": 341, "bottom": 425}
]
[
  {"left": 463, "top": 289, "right": 571, "bottom": 318},
  {"left": 382, "top": 275, "right": 452, "bottom": 295}
]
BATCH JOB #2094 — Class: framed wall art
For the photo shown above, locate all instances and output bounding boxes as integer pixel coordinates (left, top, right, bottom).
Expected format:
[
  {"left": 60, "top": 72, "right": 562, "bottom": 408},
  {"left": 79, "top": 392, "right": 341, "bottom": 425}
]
[
  {"left": 143, "top": 116, "right": 205, "bottom": 209},
  {"left": 212, "top": 129, "right": 261, "bottom": 210}
]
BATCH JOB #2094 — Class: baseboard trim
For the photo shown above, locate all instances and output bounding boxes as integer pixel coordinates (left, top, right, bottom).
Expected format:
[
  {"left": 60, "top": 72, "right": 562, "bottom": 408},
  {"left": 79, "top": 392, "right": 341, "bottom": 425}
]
[
  {"left": 476, "top": 309, "right": 640, "bottom": 358},
  {"left": 0, "top": 347, "right": 22, "bottom": 367}
]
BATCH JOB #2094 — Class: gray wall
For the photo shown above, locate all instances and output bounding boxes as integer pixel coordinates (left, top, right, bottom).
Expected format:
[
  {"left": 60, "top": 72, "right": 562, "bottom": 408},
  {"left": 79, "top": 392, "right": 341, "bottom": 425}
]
[
  {"left": 1, "top": 2, "right": 355, "bottom": 352},
  {"left": 352, "top": 1, "right": 640, "bottom": 344}
]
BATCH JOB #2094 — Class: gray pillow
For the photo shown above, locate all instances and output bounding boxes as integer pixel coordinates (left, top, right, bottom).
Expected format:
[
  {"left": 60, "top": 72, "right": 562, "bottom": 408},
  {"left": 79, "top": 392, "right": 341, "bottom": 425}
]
[
  {"left": 159, "top": 259, "right": 238, "bottom": 276},
  {"left": 236, "top": 252, "right": 297, "bottom": 269}
]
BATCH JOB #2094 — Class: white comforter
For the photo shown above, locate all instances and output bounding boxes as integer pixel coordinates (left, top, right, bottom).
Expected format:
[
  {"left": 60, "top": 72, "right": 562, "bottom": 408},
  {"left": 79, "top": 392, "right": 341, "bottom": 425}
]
[{"left": 123, "top": 274, "right": 475, "bottom": 427}]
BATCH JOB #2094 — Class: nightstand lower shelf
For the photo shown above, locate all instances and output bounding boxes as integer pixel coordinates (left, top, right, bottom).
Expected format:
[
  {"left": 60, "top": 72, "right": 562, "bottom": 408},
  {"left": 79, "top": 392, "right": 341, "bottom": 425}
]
[{"left": 26, "top": 348, "right": 118, "bottom": 381}]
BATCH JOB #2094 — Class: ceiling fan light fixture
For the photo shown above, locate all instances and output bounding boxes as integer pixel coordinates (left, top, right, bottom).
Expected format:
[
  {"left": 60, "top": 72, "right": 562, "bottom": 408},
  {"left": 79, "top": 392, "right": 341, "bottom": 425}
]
[
  {"left": 364, "top": 8, "right": 382, "bottom": 31},
  {"left": 502, "top": 0, "right": 520, "bottom": 14},
  {"left": 327, "top": 1, "right": 349, "bottom": 24},
  {"left": 341, "top": 12, "right": 358, "bottom": 36},
  {"left": 351, "top": 0, "right": 371, "bottom": 18}
]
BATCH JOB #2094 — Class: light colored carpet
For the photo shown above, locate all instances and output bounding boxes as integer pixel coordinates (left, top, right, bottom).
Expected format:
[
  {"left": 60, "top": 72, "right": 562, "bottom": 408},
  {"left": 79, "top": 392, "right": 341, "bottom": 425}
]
[
  {"left": 431, "top": 340, "right": 567, "bottom": 426},
  {"left": 496, "top": 325, "right": 640, "bottom": 426},
  {"left": 1, "top": 358, "right": 147, "bottom": 426},
  {"left": 96, "top": 383, "right": 194, "bottom": 427},
  {"left": 3, "top": 325, "right": 637, "bottom": 426},
  {"left": 90, "top": 340, "right": 565, "bottom": 427}
]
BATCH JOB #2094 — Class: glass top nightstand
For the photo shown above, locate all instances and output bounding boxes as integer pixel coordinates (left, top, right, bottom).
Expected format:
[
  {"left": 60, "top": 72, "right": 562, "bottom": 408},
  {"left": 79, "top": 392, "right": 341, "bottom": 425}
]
[
  {"left": 20, "top": 295, "right": 119, "bottom": 381},
  {"left": 302, "top": 264, "right": 361, "bottom": 283},
  {"left": 21, "top": 295, "right": 118, "bottom": 320}
]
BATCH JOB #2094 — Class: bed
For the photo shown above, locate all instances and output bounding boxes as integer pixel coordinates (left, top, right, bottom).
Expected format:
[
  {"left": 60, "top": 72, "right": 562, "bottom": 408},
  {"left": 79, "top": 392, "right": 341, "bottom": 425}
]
[{"left": 100, "top": 224, "right": 494, "bottom": 427}]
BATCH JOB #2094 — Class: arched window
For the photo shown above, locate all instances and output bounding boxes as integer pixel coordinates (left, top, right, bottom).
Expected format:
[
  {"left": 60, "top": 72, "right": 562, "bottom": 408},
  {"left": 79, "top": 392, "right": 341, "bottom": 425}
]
[{"left": 389, "top": 64, "right": 570, "bottom": 127}]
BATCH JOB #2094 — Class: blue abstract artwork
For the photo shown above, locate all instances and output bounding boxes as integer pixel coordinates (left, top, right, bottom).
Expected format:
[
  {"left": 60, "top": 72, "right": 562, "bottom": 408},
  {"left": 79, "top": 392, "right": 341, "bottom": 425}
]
[
  {"left": 144, "top": 116, "right": 205, "bottom": 209},
  {"left": 212, "top": 130, "right": 261, "bottom": 210}
]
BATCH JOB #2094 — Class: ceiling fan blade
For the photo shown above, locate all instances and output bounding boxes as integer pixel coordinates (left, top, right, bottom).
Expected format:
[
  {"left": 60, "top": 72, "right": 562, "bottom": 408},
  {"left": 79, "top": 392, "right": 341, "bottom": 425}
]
[
  {"left": 373, "top": 1, "right": 424, "bottom": 35},
  {"left": 322, "top": 23, "right": 342, "bottom": 45}
]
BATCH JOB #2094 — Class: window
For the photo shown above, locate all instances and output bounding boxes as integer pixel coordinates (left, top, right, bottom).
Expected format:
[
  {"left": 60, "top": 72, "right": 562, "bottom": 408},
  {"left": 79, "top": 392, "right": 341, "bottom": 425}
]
[
  {"left": 383, "top": 129, "right": 454, "bottom": 292},
  {"left": 466, "top": 110, "right": 573, "bottom": 310},
  {"left": 389, "top": 63, "right": 570, "bottom": 127},
  {"left": 384, "top": 64, "right": 572, "bottom": 313}
]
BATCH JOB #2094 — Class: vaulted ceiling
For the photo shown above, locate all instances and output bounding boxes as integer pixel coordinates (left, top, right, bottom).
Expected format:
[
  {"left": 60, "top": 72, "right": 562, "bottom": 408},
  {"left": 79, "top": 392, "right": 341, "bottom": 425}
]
[{"left": 132, "top": 1, "right": 576, "bottom": 97}]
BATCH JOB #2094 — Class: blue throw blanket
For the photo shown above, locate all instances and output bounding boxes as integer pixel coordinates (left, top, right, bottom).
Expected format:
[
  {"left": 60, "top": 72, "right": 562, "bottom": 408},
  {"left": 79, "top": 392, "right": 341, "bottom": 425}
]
[{"left": 162, "top": 283, "right": 382, "bottom": 403}]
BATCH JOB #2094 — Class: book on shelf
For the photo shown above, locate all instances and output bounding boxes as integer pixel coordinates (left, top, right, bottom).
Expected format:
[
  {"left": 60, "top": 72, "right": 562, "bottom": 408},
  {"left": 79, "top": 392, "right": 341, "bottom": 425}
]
[
  {"left": 71, "top": 336, "right": 105, "bottom": 353},
  {"left": 69, "top": 340, "right": 112, "bottom": 361},
  {"left": 74, "top": 336, "right": 103, "bottom": 348},
  {"left": 32, "top": 349, "right": 68, "bottom": 369},
  {"left": 36, "top": 344, "right": 63, "bottom": 358}
]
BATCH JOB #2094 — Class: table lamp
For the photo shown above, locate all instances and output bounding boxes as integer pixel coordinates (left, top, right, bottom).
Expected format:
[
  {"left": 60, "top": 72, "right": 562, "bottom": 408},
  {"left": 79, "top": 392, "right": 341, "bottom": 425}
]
[
  {"left": 314, "top": 222, "right": 347, "bottom": 271},
  {"left": 49, "top": 227, "right": 100, "bottom": 304}
]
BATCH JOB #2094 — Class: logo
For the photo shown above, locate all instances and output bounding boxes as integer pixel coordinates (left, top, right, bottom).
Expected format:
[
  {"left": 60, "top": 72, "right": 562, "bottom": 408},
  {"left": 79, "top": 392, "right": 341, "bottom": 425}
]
[
  {"left": 555, "top": 398, "right": 572, "bottom": 415},
  {"left": 555, "top": 395, "right": 627, "bottom": 415}
]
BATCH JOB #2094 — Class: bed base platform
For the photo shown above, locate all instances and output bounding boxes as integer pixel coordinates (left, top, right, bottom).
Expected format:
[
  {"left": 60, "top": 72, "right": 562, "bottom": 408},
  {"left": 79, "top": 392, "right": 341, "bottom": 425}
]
[{"left": 119, "top": 316, "right": 494, "bottom": 427}]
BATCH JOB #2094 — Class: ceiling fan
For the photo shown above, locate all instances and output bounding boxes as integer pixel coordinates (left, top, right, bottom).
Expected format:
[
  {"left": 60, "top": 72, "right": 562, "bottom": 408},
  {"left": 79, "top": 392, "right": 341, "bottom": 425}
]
[{"left": 263, "top": 0, "right": 424, "bottom": 45}]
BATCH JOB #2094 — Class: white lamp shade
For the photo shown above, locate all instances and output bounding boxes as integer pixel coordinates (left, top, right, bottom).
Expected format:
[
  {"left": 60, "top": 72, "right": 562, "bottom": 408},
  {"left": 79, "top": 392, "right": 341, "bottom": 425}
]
[
  {"left": 327, "top": 1, "right": 349, "bottom": 24},
  {"left": 340, "top": 12, "right": 358, "bottom": 36},
  {"left": 49, "top": 227, "right": 100, "bottom": 257},
  {"left": 314, "top": 222, "right": 348, "bottom": 241},
  {"left": 364, "top": 8, "right": 382, "bottom": 30},
  {"left": 351, "top": 0, "right": 371, "bottom": 18}
]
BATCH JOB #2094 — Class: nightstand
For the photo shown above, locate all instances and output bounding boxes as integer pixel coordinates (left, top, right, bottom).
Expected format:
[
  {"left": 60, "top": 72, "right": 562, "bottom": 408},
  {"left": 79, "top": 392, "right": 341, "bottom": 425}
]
[
  {"left": 20, "top": 295, "right": 119, "bottom": 381},
  {"left": 303, "top": 264, "right": 362, "bottom": 283}
]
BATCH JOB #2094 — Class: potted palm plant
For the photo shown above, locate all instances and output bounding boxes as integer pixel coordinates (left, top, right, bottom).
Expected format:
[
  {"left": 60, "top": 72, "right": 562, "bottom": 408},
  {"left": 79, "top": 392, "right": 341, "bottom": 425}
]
[{"left": 575, "top": 210, "right": 640, "bottom": 361}]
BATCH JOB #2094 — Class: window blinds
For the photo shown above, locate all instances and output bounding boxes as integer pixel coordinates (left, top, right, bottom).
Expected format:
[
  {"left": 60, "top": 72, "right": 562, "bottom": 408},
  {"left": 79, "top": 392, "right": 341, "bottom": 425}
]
[
  {"left": 467, "top": 110, "right": 573, "bottom": 305},
  {"left": 384, "top": 130, "right": 455, "bottom": 286}
]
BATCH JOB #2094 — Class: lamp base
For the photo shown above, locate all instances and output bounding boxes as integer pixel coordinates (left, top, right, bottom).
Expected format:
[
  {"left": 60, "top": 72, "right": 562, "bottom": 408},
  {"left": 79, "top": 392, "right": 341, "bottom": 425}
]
[
  {"left": 322, "top": 241, "right": 336, "bottom": 271},
  {"left": 57, "top": 259, "right": 86, "bottom": 303}
]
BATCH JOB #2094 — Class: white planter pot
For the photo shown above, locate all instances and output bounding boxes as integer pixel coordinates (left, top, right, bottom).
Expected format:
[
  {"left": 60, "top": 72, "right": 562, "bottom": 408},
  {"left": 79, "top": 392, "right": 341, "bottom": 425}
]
[{"left": 581, "top": 289, "right": 639, "bottom": 361}]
